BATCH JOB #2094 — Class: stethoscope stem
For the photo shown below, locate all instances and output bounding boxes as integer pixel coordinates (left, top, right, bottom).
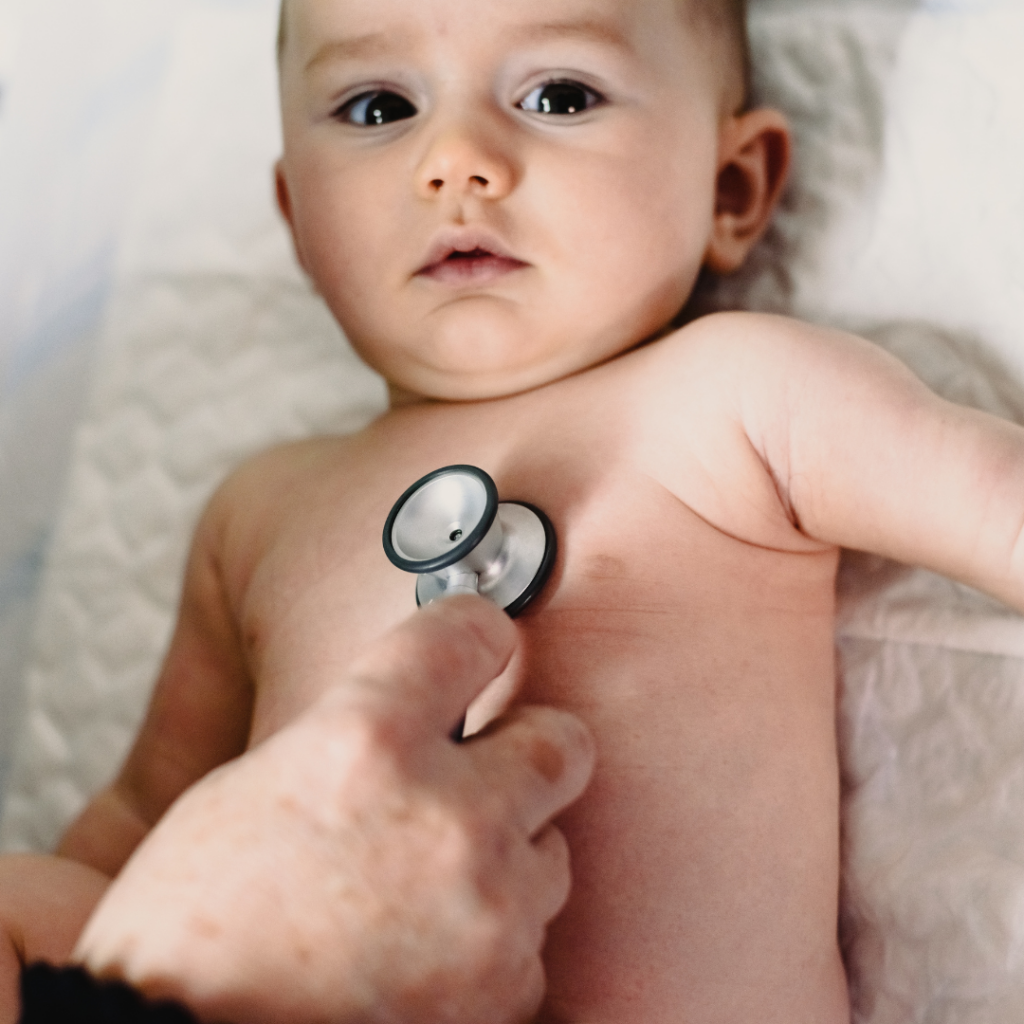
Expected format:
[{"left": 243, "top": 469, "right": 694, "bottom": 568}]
[
  {"left": 442, "top": 572, "right": 480, "bottom": 597},
  {"left": 383, "top": 464, "right": 558, "bottom": 743}
]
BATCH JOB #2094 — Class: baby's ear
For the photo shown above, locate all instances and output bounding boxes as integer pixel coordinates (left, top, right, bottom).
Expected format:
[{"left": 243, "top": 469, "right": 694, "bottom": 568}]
[
  {"left": 703, "top": 108, "right": 790, "bottom": 275},
  {"left": 274, "top": 160, "right": 311, "bottom": 277}
]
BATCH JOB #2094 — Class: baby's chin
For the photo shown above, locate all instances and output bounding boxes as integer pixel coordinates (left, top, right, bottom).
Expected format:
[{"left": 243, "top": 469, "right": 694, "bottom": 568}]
[
  {"left": 346, "top": 306, "right": 603, "bottom": 399},
  {"left": 387, "top": 337, "right": 643, "bottom": 403},
  {"left": 347, "top": 304, "right": 668, "bottom": 405},
  {"left": 387, "top": 336, "right": 658, "bottom": 406},
  {"left": 364, "top": 343, "right": 575, "bottom": 405}
]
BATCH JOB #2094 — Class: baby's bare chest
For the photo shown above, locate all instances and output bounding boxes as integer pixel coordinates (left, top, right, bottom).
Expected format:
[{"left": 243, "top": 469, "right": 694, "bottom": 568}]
[{"left": 242, "top": 407, "right": 840, "bottom": 740}]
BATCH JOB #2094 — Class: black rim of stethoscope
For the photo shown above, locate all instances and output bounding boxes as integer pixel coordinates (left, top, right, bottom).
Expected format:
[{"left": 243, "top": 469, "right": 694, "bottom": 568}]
[
  {"left": 383, "top": 465, "right": 499, "bottom": 575},
  {"left": 501, "top": 501, "right": 558, "bottom": 619}
]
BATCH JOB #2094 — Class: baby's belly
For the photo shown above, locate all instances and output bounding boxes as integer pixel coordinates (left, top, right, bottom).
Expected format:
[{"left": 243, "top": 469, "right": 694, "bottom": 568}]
[{"left": 510, "top": 482, "right": 846, "bottom": 1023}]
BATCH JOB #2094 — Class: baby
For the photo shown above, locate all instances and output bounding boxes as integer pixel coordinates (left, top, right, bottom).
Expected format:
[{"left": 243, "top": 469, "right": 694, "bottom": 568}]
[{"left": 17, "top": 0, "right": 1024, "bottom": 1021}]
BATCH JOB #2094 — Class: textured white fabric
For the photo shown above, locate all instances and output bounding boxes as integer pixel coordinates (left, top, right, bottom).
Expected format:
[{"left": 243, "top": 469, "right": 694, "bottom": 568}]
[
  {"left": 0, "top": 0, "right": 177, "bottom": 793},
  {"left": 0, "top": 1, "right": 387, "bottom": 846},
  {"left": 797, "top": 8, "right": 1024, "bottom": 379},
  {"left": 834, "top": 323, "right": 1024, "bottom": 1021},
  {"left": 3, "top": 4, "right": 1024, "bottom": 1022}
]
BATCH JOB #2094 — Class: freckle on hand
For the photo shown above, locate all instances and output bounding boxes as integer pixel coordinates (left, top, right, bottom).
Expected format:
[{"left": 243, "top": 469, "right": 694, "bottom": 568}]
[{"left": 531, "top": 739, "right": 565, "bottom": 783}]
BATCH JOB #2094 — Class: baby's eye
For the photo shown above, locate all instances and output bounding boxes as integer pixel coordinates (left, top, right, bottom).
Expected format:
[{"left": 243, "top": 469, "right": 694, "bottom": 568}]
[
  {"left": 336, "top": 90, "right": 417, "bottom": 127},
  {"left": 518, "top": 80, "right": 603, "bottom": 116}
]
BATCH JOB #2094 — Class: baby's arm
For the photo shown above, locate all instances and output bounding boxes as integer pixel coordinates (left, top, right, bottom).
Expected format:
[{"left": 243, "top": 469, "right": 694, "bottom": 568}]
[
  {"left": 685, "top": 312, "right": 1024, "bottom": 606},
  {"left": 0, "top": 855, "right": 109, "bottom": 1023},
  {"left": 59, "top": 495, "right": 255, "bottom": 876}
]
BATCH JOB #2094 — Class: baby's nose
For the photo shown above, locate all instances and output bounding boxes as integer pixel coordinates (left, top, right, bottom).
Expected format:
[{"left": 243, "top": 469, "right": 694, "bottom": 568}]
[{"left": 414, "top": 127, "right": 516, "bottom": 201}]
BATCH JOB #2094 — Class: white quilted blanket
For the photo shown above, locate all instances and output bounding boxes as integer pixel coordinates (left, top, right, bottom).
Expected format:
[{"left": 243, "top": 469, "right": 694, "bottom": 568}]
[{"left": 3, "top": 2, "right": 1024, "bottom": 1022}]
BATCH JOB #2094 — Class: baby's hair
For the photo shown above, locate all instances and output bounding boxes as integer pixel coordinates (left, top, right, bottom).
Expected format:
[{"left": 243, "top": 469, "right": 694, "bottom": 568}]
[
  {"left": 276, "top": 0, "right": 287, "bottom": 64},
  {"left": 683, "top": 0, "right": 751, "bottom": 109},
  {"left": 277, "top": 0, "right": 750, "bottom": 106}
]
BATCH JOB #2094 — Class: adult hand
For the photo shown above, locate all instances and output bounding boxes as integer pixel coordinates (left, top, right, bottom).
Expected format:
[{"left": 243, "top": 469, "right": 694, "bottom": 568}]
[{"left": 74, "top": 596, "right": 595, "bottom": 1024}]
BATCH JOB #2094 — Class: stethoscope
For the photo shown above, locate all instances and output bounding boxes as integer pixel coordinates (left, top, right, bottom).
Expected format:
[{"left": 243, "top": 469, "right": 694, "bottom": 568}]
[{"left": 383, "top": 464, "right": 557, "bottom": 617}]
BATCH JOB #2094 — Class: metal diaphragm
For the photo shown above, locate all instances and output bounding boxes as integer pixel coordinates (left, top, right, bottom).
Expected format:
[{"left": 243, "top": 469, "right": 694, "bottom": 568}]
[{"left": 383, "top": 465, "right": 556, "bottom": 617}]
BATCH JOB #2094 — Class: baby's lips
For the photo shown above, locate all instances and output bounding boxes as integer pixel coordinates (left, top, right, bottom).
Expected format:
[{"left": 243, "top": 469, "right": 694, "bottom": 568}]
[
  {"left": 418, "top": 251, "right": 529, "bottom": 286},
  {"left": 415, "top": 228, "right": 525, "bottom": 277}
]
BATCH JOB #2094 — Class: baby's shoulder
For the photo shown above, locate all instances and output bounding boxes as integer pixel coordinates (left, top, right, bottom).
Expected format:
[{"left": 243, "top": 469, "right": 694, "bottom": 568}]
[
  {"left": 197, "top": 433, "right": 374, "bottom": 557},
  {"left": 603, "top": 311, "right": 863, "bottom": 550},
  {"left": 212, "top": 434, "right": 367, "bottom": 510},
  {"left": 600, "top": 311, "right": 801, "bottom": 438},
  {"left": 637, "top": 310, "right": 833, "bottom": 379},
  {"left": 622, "top": 311, "right": 881, "bottom": 432}
]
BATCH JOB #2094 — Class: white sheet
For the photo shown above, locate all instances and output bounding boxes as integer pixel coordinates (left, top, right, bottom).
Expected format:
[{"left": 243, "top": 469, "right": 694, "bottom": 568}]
[
  {"left": 0, "top": 0, "right": 177, "bottom": 793},
  {"left": 799, "top": 6, "right": 1024, "bottom": 379},
  {"left": 0, "top": 0, "right": 385, "bottom": 841},
  {"left": 3, "top": 3, "right": 1024, "bottom": 1021}
]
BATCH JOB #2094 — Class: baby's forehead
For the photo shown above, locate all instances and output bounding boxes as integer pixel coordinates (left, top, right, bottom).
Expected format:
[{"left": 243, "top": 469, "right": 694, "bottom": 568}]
[
  {"left": 279, "top": 0, "right": 744, "bottom": 106},
  {"left": 283, "top": 0, "right": 707, "bottom": 50}
]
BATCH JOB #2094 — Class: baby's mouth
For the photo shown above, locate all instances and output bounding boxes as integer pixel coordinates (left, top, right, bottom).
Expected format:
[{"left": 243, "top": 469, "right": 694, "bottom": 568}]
[{"left": 417, "top": 247, "right": 528, "bottom": 286}]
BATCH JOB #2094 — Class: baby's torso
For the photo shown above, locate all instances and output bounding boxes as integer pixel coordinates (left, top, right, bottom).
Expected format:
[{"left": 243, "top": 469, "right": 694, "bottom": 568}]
[
  {"left": 239, "top": 341, "right": 839, "bottom": 734},
  {"left": 231, "top": 335, "right": 849, "bottom": 1023}
]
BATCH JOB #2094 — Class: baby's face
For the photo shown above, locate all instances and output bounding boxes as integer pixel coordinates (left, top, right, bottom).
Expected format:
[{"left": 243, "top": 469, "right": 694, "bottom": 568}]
[{"left": 278, "top": 0, "right": 734, "bottom": 400}]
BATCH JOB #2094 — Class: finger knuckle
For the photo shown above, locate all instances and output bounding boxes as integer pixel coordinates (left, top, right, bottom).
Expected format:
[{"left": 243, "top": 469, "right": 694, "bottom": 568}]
[
  {"left": 438, "top": 796, "right": 516, "bottom": 877},
  {"left": 329, "top": 710, "right": 401, "bottom": 769},
  {"left": 458, "top": 906, "right": 537, "bottom": 988},
  {"left": 294, "top": 708, "right": 414, "bottom": 814}
]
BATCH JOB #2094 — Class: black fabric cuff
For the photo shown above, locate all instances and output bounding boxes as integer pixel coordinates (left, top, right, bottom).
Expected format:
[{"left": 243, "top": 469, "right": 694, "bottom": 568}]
[{"left": 20, "top": 962, "right": 200, "bottom": 1024}]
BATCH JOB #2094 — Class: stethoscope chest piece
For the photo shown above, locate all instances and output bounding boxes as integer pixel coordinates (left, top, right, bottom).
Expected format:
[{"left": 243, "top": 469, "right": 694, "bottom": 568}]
[{"left": 383, "top": 465, "right": 556, "bottom": 617}]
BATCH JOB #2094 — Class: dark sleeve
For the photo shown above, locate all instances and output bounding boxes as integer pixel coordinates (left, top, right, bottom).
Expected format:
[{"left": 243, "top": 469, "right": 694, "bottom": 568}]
[{"left": 19, "top": 962, "right": 201, "bottom": 1024}]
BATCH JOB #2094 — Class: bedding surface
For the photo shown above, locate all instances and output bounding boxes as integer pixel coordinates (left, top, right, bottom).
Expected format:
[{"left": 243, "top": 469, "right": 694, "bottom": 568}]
[
  {"left": 0, "top": 0, "right": 178, "bottom": 794},
  {"left": 0, "top": 0, "right": 386, "bottom": 842},
  {"left": 2, "top": 3, "right": 1024, "bottom": 1022}
]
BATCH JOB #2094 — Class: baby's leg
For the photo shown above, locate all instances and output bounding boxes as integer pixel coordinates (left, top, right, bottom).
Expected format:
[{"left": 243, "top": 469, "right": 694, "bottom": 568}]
[{"left": 0, "top": 855, "right": 110, "bottom": 1023}]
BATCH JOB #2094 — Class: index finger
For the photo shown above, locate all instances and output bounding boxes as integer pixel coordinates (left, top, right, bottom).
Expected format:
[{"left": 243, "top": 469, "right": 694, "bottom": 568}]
[{"left": 345, "top": 595, "right": 517, "bottom": 738}]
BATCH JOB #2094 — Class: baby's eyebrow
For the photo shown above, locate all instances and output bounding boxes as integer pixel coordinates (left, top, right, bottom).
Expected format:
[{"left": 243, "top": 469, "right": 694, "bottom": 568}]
[
  {"left": 303, "top": 18, "right": 633, "bottom": 76},
  {"left": 509, "top": 18, "right": 634, "bottom": 53},
  {"left": 304, "top": 31, "right": 409, "bottom": 74}
]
